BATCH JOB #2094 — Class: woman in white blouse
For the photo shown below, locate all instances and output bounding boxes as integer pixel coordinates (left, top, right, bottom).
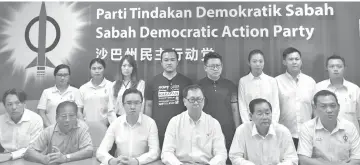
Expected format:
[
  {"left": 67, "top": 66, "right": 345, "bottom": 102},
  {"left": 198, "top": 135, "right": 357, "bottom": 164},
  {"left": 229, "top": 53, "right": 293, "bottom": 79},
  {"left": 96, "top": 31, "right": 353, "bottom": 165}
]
[
  {"left": 79, "top": 58, "right": 112, "bottom": 125},
  {"left": 37, "top": 64, "right": 83, "bottom": 127},
  {"left": 108, "top": 55, "right": 145, "bottom": 123},
  {"left": 238, "top": 49, "right": 280, "bottom": 124}
]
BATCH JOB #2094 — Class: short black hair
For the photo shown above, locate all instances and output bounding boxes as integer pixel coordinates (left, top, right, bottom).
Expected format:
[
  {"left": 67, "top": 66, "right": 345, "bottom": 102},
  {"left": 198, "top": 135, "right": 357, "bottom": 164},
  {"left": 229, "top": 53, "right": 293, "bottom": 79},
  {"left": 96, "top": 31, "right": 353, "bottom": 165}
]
[
  {"left": 183, "top": 84, "right": 204, "bottom": 98},
  {"left": 2, "top": 88, "right": 27, "bottom": 104},
  {"left": 203, "top": 52, "right": 222, "bottom": 65},
  {"left": 282, "top": 47, "right": 301, "bottom": 60},
  {"left": 122, "top": 88, "right": 143, "bottom": 104},
  {"left": 313, "top": 90, "right": 339, "bottom": 105},
  {"left": 326, "top": 55, "right": 346, "bottom": 67},
  {"left": 248, "top": 49, "right": 264, "bottom": 62},
  {"left": 89, "top": 58, "right": 106, "bottom": 69},
  {"left": 249, "top": 98, "right": 272, "bottom": 114},
  {"left": 161, "top": 48, "right": 179, "bottom": 61},
  {"left": 56, "top": 101, "right": 78, "bottom": 119},
  {"left": 54, "top": 64, "right": 71, "bottom": 76}
]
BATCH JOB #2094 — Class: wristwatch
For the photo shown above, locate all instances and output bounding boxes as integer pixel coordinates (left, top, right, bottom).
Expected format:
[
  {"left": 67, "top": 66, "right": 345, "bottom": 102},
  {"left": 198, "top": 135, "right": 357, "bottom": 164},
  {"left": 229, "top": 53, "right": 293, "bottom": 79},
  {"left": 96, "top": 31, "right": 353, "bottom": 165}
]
[{"left": 65, "top": 154, "right": 71, "bottom": 162}]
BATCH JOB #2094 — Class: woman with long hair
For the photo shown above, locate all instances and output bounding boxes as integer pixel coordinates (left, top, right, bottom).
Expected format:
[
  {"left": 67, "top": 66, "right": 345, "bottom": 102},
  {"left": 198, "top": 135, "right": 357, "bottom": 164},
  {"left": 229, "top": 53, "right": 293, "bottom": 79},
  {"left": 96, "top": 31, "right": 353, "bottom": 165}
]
[
  {"left": 108, "top": 55, "right": 145, "bottom": 123},
  {"left": 238, "top": 49, "right": 280, "bottom": 124}
]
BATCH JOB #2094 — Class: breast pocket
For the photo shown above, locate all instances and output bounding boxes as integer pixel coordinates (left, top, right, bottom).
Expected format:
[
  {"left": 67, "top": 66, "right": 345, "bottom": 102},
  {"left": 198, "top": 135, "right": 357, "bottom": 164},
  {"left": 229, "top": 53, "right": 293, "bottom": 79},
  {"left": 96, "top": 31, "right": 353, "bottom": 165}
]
[
  {"left": 337, "top": 140, "right": 351, "bottom": 162},
  {"left": 196, "top": 132, "right": 213, "bottom": 154}
]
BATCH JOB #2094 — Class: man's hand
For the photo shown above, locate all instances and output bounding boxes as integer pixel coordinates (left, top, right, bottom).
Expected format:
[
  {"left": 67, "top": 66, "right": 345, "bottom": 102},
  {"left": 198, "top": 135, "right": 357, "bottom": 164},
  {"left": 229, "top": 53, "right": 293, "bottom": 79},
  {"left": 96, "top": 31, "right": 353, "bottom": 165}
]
[
  {"left": 108, "top": 157, "right": 122, "bottom": 165},
  {"left": 48, "top": 147, "right": 66, "bottom": 164},
  {"left": 127, "top": 158, "right": 139, "bottom": 165},
  {"left": 0, "top": 153, "right": 12, "bottom": 162}
]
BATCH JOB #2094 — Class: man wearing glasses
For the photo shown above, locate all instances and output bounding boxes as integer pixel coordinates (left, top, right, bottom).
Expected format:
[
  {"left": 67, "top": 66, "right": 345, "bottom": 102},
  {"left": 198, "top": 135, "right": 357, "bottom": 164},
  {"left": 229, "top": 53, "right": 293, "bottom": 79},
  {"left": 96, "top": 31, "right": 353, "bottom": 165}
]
[
  {"left": 197, "top": 52, "right": 240, "bottom": 159},
  {"left": 162, "top": 85, "right": 227, "bottom": 165},
  {"left": 25, "top": 101, "right": 93, "bottom": 164},
  {"left": 97, "top": 88, "right": 160, "bottom": 165},
  {"left": 0, "top": 89, "right": 43, "bottom": 162},
  {"left": 298, "top": 90, "right": 360, "bottom": 164}
]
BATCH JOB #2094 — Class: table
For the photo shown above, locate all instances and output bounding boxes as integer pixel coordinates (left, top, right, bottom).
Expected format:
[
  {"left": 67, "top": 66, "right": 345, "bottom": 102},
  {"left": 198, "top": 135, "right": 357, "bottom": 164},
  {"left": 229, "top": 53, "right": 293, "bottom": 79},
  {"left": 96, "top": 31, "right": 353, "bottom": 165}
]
[{"left": 0, "top": 157, "right": 164, "bottom": 165}]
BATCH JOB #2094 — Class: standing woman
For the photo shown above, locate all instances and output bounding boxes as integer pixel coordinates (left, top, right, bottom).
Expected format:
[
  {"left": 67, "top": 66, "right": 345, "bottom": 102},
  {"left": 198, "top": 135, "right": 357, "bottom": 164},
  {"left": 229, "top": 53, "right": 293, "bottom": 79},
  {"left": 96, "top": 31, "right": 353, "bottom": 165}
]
[
  {"left": 37, "top": 64, "right": 84, "bottom": 127},
  {"left": 79, "top": 58, "right": 112, "bottom": 125},
  {"left": 108, "top": 55, "right": 145, "bottom": 124},
  {"left": 238, "top": 49, "right": 280, "bottom": 123}
]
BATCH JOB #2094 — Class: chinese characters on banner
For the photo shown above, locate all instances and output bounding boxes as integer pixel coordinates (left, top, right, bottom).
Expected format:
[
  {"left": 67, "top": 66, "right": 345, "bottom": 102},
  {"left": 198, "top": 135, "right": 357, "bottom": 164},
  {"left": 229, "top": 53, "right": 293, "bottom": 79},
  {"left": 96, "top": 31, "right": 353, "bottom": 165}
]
[{"left": 95, "top": 47, "right": 215, "bottom": 61}]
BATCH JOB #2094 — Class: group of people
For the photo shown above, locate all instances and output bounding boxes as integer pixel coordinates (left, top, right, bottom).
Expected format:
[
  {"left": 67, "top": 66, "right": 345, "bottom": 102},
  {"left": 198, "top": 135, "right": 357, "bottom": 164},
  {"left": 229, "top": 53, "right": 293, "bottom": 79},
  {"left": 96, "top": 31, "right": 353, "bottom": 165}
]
[{"left": 0, "top": 47, "right": 359, "bottom": 165}]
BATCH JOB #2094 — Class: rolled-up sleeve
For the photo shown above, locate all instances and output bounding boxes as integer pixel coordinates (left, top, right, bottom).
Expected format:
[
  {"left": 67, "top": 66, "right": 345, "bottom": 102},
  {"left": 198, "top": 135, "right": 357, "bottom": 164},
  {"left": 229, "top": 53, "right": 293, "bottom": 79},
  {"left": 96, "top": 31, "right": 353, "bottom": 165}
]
[
  {"left": 161, "top": 118, "right": 182, "bottom": 165},
  {"left": 229, "top": 126, "right": 255, "bottom": 165},
  {"left": 96, "top": 123, "right": 116, "bottom": 165},
  {"left": 137, "top": 120, "right": 160, "bottom": 164},
  {"left": 209, "top": 120, "right": 227, "bottom": 165}
]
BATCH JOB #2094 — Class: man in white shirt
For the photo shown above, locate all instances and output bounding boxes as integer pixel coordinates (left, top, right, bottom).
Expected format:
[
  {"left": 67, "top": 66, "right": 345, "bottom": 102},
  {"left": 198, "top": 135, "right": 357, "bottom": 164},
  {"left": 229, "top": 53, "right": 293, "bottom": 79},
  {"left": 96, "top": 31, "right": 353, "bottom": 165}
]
[
  {"left": 97, "top": 88, "right": 160, "bottom": 165},
  {"left": 161, "top": 84, "right": 227, "bottom": 165},
  {"left": 0, "top": 89, "right": 43, "bottom": 162},
  {"left": 276, "top": 47, "right": 316, "bottom": 149},
  {"left": 229, "top": 98, "right": 298, "bottom": 165},
  {"left": 298, "top": 90, "right": 360, "bottom": 164},
  {"left": 316, "top": 55, "right": 360, "bottom": 132}
]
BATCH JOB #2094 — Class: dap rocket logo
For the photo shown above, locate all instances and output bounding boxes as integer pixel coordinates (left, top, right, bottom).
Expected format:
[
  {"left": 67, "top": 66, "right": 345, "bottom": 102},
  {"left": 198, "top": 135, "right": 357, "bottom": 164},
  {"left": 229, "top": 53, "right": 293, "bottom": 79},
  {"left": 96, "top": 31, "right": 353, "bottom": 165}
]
[{"left": 0, "top": 2, "right": 89, "bottom": 84}]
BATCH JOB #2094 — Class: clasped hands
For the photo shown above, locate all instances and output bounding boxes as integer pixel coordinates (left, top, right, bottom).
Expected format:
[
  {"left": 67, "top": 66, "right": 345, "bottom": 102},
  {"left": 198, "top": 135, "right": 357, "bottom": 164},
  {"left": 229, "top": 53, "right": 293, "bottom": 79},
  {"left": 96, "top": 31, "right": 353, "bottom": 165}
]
[{"left": 109, "top": 155, "right": 139, "bottom": 165}]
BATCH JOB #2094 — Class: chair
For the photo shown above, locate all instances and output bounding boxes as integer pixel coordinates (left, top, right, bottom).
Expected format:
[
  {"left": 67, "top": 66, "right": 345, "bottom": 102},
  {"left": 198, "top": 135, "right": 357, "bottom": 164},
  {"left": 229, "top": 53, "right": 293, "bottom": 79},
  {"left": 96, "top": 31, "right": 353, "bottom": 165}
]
[{"left": 86, "top": 121, "right": 107, "bottom": 156}]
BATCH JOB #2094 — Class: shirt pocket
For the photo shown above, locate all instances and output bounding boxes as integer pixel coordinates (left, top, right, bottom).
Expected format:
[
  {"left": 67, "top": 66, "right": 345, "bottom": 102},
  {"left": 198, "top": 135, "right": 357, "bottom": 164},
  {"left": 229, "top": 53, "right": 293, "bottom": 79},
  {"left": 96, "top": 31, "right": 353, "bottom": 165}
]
[{"left": 196, "top": 132, "right": 213, "bottom": 154}]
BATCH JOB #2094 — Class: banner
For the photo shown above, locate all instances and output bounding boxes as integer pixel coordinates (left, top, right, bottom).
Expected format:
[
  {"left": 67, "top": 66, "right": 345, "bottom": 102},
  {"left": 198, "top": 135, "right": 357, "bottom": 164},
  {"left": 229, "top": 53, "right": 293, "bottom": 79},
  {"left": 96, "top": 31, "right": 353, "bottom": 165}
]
[{"left": 0, "top": 2, "right": 359, "bottom": 100}]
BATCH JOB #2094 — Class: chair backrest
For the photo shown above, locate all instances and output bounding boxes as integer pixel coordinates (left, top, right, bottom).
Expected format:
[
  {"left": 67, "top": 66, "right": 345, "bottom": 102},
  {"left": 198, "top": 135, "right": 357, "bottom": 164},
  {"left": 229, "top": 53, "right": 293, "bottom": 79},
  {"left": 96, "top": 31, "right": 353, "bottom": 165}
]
[{"left": 86, "top": 121, "right": 107, "bottom": 155}]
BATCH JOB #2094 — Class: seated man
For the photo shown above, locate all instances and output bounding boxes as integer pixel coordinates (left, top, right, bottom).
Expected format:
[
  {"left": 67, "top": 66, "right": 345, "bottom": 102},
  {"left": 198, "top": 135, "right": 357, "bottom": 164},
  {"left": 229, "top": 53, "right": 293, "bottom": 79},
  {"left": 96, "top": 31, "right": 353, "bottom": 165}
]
[
  {"left": 24, "top": 101, "right": 93, "bottom": 164},
  {"left": 0, "top": 89, "right": 43, "bottom": 162},
  {"left": 229, "top": 98, "right": 298, "bottom": 165},
  {"left": 161, "top": 84, "right": 227, "bottom": 165},
  {"left": 96, "top": 88, "right": 160, "bottom": 165},
  {"left": 298, "top": 90, "right": 360, "bottom": 165}
]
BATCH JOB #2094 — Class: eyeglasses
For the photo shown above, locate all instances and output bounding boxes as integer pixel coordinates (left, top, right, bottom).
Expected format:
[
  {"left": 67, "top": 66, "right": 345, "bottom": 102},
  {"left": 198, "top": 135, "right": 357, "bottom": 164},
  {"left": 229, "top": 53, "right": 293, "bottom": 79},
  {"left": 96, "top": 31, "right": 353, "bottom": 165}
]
[
  {"left": 185, "top": 97, "right": 205, "bottom": 103},
  {"left": 206, "top": 64, "right": 222, "bottom": 70},
  {"left": 124, "top": 101, "right": 142, "bottom": 106},
  {"left": 56, "top": 74, "right": 70, "bottom": 78}
]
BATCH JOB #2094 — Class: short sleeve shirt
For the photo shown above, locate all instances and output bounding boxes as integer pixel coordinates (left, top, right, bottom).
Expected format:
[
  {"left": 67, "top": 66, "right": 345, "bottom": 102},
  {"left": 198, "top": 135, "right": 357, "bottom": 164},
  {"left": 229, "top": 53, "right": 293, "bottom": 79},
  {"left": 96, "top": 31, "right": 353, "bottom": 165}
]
[
  {"left": 144, "top": 73, "right": 192, "bottom": 136},
  {"left": 37, "top": 85, "right": 83, "bottom": 124}
]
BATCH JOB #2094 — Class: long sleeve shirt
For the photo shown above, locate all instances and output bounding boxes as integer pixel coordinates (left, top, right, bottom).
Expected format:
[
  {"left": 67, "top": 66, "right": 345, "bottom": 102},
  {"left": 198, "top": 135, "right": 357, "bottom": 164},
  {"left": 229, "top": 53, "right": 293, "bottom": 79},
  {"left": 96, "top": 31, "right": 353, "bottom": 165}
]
[
  {"left": 96, "top": 114, "right": 160, "bottom": 165},
  {"left": 161, "top": 111, "right": 227, "bottom": 165}
]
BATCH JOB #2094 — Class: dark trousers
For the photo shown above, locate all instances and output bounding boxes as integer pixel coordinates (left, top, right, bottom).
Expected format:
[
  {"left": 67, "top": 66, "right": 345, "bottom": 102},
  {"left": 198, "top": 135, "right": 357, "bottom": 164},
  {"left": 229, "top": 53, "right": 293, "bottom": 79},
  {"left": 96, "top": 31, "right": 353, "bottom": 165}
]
[{"left": 293, "top": 138, "right": 299, "bottom": 150}]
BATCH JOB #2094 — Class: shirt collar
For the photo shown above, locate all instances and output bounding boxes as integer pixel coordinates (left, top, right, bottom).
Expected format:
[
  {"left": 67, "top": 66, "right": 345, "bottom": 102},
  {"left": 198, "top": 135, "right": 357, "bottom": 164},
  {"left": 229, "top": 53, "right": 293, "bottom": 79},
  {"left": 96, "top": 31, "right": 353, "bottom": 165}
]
[
  {"left": 5, "top": 109, "right": 31, "bottom": 124},
  {"left": 251, "top": 122, "right": 276, "bottom": 138},
  {"left": 122, "top": 114, "right": 142, "bottom": 126},
  {"left": 324, "top": 78, "right": 349, "bottom": 90},
  {"left": 315, "top": 117, "right": 345, "bottom": 133},
  {"left": 248, "top": 72, "right": 264, "bottom": 80},
  {"left": 186, "top": 110, "right": 204, "bottom": 125},
  {"left": 205, "top": 76, "right": 223, "bottom": 84},
  {"left": 285, "top": 70, "right": 301, "bottom": 81},
  {"left": 89, "top": 78, "right": 108, "bottom": 89},
  {"left": 52, "top": 85, "right": 71, "bottom": 93}
]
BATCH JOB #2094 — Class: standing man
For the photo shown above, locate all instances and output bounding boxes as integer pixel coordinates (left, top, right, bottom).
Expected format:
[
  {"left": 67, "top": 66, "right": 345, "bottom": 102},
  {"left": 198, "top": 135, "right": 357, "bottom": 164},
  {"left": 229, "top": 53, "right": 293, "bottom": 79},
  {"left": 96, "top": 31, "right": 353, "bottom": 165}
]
[
  {"left": 316, "top": 55, "right": 360, "bottom": 132},
  {"left": 229, "top": 98, "right": 298, "bottom": 165},
  {"left": 197, "top": 52, "right": 240, "bottom": 154},
  {"left": 144, "top": 48, "right": 192, "bottom": 147},
  {"left": 161, "top": 85, "right": 227, "bottom": 165},
  {"left": 298, "top": 90, "right": 360, "bottom": 164},
  {"left": 276, "top": 47, "right": 316, "bottom": 149},
  {"left": 0, "top": 89, "right": 43, "bottom": 162}
]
